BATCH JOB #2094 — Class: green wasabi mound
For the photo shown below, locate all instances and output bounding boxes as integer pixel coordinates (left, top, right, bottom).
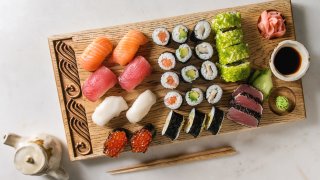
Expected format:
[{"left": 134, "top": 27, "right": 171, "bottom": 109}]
[
  {"left": 217, "top": 61, "right": 251, "bottom": 82},
  {"left": 276, "top": 96, "right": 290, "bottom": 111},
  {"left": 211, "top": 12, "right": 242, "bottom": 32},
  {"left": 216, "top": 28, "right": 244, "bottom": 49},
  {"left": 218, "top": 43, "right": 249, "bottom": 65}
]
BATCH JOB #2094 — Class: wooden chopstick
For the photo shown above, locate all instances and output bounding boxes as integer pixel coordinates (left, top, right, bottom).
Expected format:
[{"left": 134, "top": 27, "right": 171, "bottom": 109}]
[{"left": 108, "top": 146, "right": 236, "bottom": 175}]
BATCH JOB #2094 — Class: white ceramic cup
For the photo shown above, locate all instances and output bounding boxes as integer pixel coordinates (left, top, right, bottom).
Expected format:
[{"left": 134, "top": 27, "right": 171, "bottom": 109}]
[{"left": 270, "top": 40, "right": 310, "bottom": 81}]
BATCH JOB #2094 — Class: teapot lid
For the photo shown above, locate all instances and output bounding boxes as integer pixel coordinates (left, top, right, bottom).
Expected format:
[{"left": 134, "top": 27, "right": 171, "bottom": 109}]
[{"left": 14, "top": 144, "right": 48, "bottom": 175}]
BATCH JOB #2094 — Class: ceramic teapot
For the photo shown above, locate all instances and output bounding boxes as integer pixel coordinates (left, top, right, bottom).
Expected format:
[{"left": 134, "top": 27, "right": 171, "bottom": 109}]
[{"left": 3, "top": 133, "right": 69, "bottom": 180}]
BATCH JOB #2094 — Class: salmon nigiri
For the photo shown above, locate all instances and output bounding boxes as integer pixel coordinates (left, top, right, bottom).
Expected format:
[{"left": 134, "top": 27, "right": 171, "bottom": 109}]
[
  {"left": 110, "top": 30, "right": 148, "bottom": 66},
  {"left": 79, "top": 37, "right": 113, "bottom": 71}
]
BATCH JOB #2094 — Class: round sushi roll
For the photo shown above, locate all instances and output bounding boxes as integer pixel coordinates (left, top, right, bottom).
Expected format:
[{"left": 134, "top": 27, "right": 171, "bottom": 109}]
[
  {"left": 162, "top": 110, "right": 185, "bottom": 141},
  {"left": 206, "top": 106, "right": 224, "bottom": 135},
  {"left": 185, "top": 108, "right": 206, "bottom": 137},
  {"left": 152, "top": 27, "right": 170, "bottom": 46},
  {"left": 161, "top": 72, "right": 179, "bottom": 89},
  {"left": 200, "top": 61, "right": 218, "bottom": 81},
  {"left": 191, "top": 20, "right": 211, "bottom": 41},
  {"left": 175, "top": 44, "right": 192, "bottom": 63},
  {"left": 185, "top": 88, "right": 203, "bottom": 106},
  {"left": 195, "top": 42, "right": 214, "bottom": 60},
  {"left": 206, "top": 85, "right": 223, "bottom": 104},
  {"left": 158, "top": 52, "right": 176, "bottom": 71},
  {"left": 172, "top": 25, "right": 188, "bottom": 43},
  {"left": 181, "top": 65, "right": 199, "bottom": 83},
  {"left": 164, "top": 91, "right": 183, "bottom": 110}
]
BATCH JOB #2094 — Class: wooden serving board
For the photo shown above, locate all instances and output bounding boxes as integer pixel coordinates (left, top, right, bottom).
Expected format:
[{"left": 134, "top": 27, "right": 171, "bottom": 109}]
[{"left": 48, "top": 0, "right": 305, "bottom": 161}]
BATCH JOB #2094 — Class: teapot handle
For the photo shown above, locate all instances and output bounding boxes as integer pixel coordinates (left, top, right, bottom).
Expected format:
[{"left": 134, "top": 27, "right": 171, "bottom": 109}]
[{"left": 47, "top": 167, "right": 69, "bottom": 180}]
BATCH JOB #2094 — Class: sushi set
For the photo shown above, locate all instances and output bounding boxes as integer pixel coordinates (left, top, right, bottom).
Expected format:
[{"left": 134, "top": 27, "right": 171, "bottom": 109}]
[{"left": 49, "top": 0, "right": 307, "bottom": 161}]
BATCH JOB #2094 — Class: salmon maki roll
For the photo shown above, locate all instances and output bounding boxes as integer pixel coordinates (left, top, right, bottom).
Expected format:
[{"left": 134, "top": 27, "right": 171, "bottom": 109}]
[
  {"left": 110, "top": 30, "right": 148, "bottom": 66},
  {"left": 79, "top": 37, "right": 113, "bottom": 71},
  {"left": 82, "top": 66, "right": 117, "bottom": 102},
  {"left": 118, "top": 56, "right": 152, "bottom": 91}
]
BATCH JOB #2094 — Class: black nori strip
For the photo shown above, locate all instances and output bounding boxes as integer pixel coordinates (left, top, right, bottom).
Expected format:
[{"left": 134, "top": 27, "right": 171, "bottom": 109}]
[
  {"left": 231, "top": 103, "right": 261, "bottom": 120},
  {"left": 143, "top": 124, "right": 156, "bottom": 139},
  {"left": 190, "top": 30, "right": 199, "bottom": 42},
  {"left": 207, "top": 108, "right": 225, "bottom": 135},
  {"left": 187, "top": 109, "right": 206, "bottom": 138},
  {"left": 163, "top": 111, "right": 184, "bottom": 141}
]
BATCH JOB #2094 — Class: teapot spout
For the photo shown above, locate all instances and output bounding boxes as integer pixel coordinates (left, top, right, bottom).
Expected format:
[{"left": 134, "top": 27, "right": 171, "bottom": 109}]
[{"left": 3, "top": 133, "right": 22, "bottom": 148}]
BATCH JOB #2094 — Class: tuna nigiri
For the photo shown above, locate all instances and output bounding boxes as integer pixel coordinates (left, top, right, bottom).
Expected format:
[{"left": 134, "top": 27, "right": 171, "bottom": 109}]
[
  {"left": 110, "top": 30, "right": 148, "bottom": 66},
  {"left": 79, "top": 37, "right": 113, "bottom": 71},
  {"left": 82, "top": 66, "right": 117, "bottom": 102},
  {"left": 118, "top": 56, "right": 152, "bottom": 91}
]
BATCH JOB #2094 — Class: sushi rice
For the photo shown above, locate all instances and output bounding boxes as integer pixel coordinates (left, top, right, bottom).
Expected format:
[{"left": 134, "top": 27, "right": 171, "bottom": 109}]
[
  {"left": 185, "top": 88, "right": 203, "bottom": 106},
  {"left": 161, "top": 72, "right": 180, "bottom": 89},
  {"left": 172, "top": 25, "right": 188, "bottom": 43},
  {"left": 152, "top": 27, "right": 170, "bottom": 46},
  {"left": 206, "top": 85, "right": 223, "bottom": 104},
  {"left": 192, "top": 20, "right": 211, "bottom": 41},
  {"left": 195, "top": 42, "right": 214, "bottom": 60},
  {"left": 176, "top": 44, "right": 192, "bottom": 63},
  {"left": 200, "top": 61, "right": 218, "bottom": 81},
  {"left": 181, "top": 65, "right": 199, "bottom": 83},
  {"left": 158, "top": 52, "right": 176, "bottom": 71},
  {"left": 164, "top": 91, "right": 183, "bottom": 110}
]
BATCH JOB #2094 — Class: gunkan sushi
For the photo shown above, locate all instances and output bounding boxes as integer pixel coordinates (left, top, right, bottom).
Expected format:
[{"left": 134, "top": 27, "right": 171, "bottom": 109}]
[
  {"left": 158, "top": 52, "right": 176, "bottom": 71},
  {"left": 161, "top": 72, "right": 179, "bottom": 89},
  {"left": 181, "top": 65, "right": 199, "bottom": 83},
  {"left": 164, "top": 91, "right": 183, "bottom": 110},
  {"left": 206, "top": 85, "right": 223, "bottom": 104},
  {"left": 130, "top": 124, "right": 156, "bottom": 153},
  {"left": 152, "top": 27, "right": 170, "bottom": 46},
  {"left": 185, "top": 88, "right": 203, "bottom": 106},
  {"left": 191, "top": 20, "right": 211, "bottom": 41},
  {"left": 172, "top": 25, "right": 188, "bottom": 43},
  {"left": 162, "top": 110, "right": 185, "bottom": 140},
  {"left": 185, "top": 108, "right": 206, "bottom": 137},
  {"left": 103, "top": 128, "right": 130, "bottom": 158},
  {"left": 206, "top": 106, "right": 225, "bottom": 135},
  {"left": 176, "top": 44, "right": 192, "bottom": 63},
  {"left": 195, "top": 42, "right": 214, "bottom": 60},
  {"left": 200, "top": 61, "right": 218, "bottom": 81}
]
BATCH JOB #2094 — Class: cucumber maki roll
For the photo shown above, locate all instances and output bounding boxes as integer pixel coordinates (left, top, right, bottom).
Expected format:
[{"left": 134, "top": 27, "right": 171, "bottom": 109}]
[
  {"left": 172, "top": 25, "right": 188, "bottom": 43},
  {"left": 176, "top": 44, "right": 192, "bottom": 63},
  {"left": 161, "top": 72, "right": 180, "bottom": 89},
  {"left": 158, "top": 52, "right": 176, "bottom": 71},
  {"left": 206, "top": 106, "right": 225, "bottom": 135},
  {"left": 181, "top": 65, "right": 199, "bottom": 83},
  {"left": 190, "top": 20, "right": 211, "bottom": 41},
  {"left": 218, "top": 43, "right": 249, "bottom": 65},
  {"left": 195, "top": 42, "right": 214, "bottom": 60},
  {"left": 162, "top": 110, "right": 185, "bottom": 140},
  {"left": 216, "top": 28, "right": 244, "bottom": 49},
  {"left": 185, "top": 88, "right": 203, "bottom": 106},
  {"left": 217, "top": 61, "right": 251, "bottom": 82},
  {"left": 200, "top": 61, "right": 218, "bottom": 81},
  {"left": 185, "top": 108, "right": 206, "bottom": 137},
  {"left": 164, "top": 91, "right": 183, "bottom": 110},
  {"left": 152, "top": 27, "right": 171, "bottom": 46},
  {"left": 206, "top": 85, "right": 223, "bottom": 104},
  {"left": 211, "top": 11, "right": 242, "bottom": 32}
]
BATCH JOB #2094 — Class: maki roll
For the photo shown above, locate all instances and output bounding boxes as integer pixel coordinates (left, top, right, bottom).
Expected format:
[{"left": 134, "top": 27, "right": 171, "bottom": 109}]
[
  {"left": 216, "top": 28, "right": 244, "bottom": 49},
  {"left": 176, "top": 44, "right": 192, "bottom": 63},
  {"left": 162, "top": 110, "right": 185, "bottom": 140},
  {"left": 191, "top": 20, "right": 211, "bottom": 41},
  {"left": 181, "top": 65, "right": 199, "bottom": 83},
  {"left": 218, "top": 43, "right": 249, "bottom": 65},
  {"left": 206, "top": 106, "right": 225, "bottom": 135},
  {"left": 195, "top": 42, "right": 214, "bottom": 60},
  {"left": 206, "top": 85, "right": 223, "bottom": 104},
  {"left": 200, "top": 61, "right": 218, "bottom": 81},
  {"left": 164, "top": 91, "right": 183, "bottom": 110},
  {"left": 152, "top": 27, "right": 171, "bottom": 46},
  {"left": 185, "top": 108, "right": 206, "bottom": 137},
  {"left": 185, "top": 88, "right": 203, "bottom": 106},
  {"left": 130, "top": 124, "right": 156, "bottom": 153},
  {"left": 211, "top": 11, "right": 242, "bottom": 32},
  {"left": 161, "top": 72, "right": 179, "bottom": 89},
  {"left": 103, "top": 128, "right": 131, "bottom": 158},
  {"left": 172, "top": 25, "right": 188, "bottom": 43},
  {"left": 158, "top": 52, "right": 176, "bottom": 71},
  {"left": 217, "top": 61, "right": 251, "bottom": 82}
]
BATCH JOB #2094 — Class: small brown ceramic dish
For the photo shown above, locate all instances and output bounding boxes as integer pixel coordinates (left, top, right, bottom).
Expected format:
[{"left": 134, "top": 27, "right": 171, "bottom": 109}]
[{"left": 268, "top": 87, "right": 296, "bottom": 116}]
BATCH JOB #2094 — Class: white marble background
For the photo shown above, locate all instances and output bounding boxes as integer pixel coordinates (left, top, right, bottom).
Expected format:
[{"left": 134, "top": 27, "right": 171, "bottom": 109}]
[{"left": 0, "top": 0, "right": 319, "bottom": 179}]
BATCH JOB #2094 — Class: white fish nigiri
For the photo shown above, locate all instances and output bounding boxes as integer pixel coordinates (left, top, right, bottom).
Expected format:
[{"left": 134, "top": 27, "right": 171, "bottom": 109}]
[
  {"left": 126, "top": 90, "right": 156, "bottom": 123},
  {"left": 92, "top": 96, "right": 128, "bottom": 126}
]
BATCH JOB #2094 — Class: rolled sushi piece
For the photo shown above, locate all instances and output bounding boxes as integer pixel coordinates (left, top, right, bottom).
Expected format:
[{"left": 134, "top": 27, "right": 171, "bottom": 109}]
[
  {"left": 217, "top": 61, "right": 251, "bottom": 82},
  {"left": 181, "top": 65, "right": 199, "bottom": 83},
  {"left": 195, "top": 42, "right": 214, "bottom": 60},
  {"left": 206, "top": 85, "right": 223, "bottom": 104},
  {"left": 211, "top": 11, "right": 242, "bottom": 32},
  {"left": 152, "top": 27, "right": 171, "bottom": 46},
  {"left": 206, "top": 106, "right": 225, "bottom": 135},
  {"left": 158, "top": 52, "right": 176, "bottom": 71},
  {"left": 216, "top": 28, "right": 244, "bottom": 49},
  {"left": 218, "top": 43, "right": 249, "bottom": 65},
  {"left": 162, "top": 110, "right": 185, "bottom": 140},
  {"left": 130, "top": 124, "right": 156, "bottom": 153},
  {"left": 161, "top": 72, "right": 179, "bottom": 89},
  {"left": 185, "top": 108, "right": 206, "bottom": 138},
  {"left": 175, "top": 44, "right": 192, "bottom": 63},
  {"left": 190, "top": 20, "right": 211, "bottom": 41},
  {"left": 172, "top": 25, "right": 188, "bottom": 43},
  {"left": 164, "top": 91, "right": 183, "bottom": 110},
  {"left": 200, "top": 61, "right": 218, "bottom": 81},
  {"left": 185, "top": 88, "right": 203, "bottom": 106}
]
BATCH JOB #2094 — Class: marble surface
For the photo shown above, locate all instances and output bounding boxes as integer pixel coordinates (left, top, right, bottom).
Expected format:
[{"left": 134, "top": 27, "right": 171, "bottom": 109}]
[{"left": 0, "top": 0, "right": 319, "bottom": 179}]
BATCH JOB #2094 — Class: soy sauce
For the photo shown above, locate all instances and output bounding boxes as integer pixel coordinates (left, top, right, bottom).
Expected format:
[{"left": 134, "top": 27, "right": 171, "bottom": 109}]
[{"left": 274, "top": 47, "right": 301, "bottom": 75}]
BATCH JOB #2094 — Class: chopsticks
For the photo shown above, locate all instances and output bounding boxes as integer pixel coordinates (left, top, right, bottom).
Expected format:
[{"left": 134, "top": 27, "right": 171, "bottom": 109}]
[{"left": 108, "top": 146, "right": 236, "bottom": 175}]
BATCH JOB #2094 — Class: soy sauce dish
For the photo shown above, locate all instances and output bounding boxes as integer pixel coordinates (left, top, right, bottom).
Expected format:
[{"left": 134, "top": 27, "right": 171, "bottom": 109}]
[{"left": 270, "top": 40, "right": 310, "bottom": 81}]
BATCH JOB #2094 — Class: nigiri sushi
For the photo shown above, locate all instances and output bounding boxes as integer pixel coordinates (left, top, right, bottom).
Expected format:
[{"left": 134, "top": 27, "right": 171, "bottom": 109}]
[
  {"left": 79, "top": 37, "right": 113, "bottom": 71},
  {"left": 110, "top": 30, "right": 148, "bottom": 66},
  {"left": 126, "top": 90, "right": 156, "bottom": 123},
  {"left": 118, "top": 56, "right": 152, "bottom": 91},
  {"left": 82, "top": 66, "right": 117, "bottom": 102},
  {"left": 92, "top": 96, "right": 128, "bottom": 126}
]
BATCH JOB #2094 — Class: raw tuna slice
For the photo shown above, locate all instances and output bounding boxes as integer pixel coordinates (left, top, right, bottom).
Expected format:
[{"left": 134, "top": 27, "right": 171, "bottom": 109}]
[
  {"left": 118, "top": 56, "right": 152, "bottom": 91},
  {"left": 232, "top": 84, "right": 263, "bottom": 102},
  {"left": 227, "top": 104, "right": 261, "bottom": 127},
  {"left": 232, "top": 93, "right": 263, "bottom": 114},
  {"left": 83, "top": 66, "right": 117, "bottom": 102}
]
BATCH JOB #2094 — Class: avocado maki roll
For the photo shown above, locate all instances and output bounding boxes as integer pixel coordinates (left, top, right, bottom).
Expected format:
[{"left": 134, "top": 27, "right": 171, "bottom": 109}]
[
  {"left": 185, "top": 88, "right": 203, "bottom": 106},
  {"left": 185, "top": 108, "right": 206, "bottom": 138},
  {"left": 181, "top": 65, "right": 199, "bottom": 83},
  {"left": 216, "top": 28, "right": 244, "bottom": 49},
  {"left": 176, "top": 44, "right": 192, "bottom": 63},
  {"left": 200, "top": 60, "right": 218, "bottom": 81},
  {"left": 211, "top": 11, "right": 242, "bottom": 32},
  {"left": 206, "top": 85, "right": 223, "bottom": 104},
  {"left": 164, "top": 91, "right": 183, "bottom": 110},
  {"left": 206, "top": 106, "right": 225, "bottom": 135},
  {"left": 217, "top": 61, "right": 251, "bottom": 82},
  {"left": 195, "top": 42, "right": 214, "bottom": 60},
  {"left": 190, "top": 20, "right": 211, "bottom": 41},
  {"left": 152, "top": 27, "right": 171, "bottom": 46},
  {"left": 218, "top": 43, "right": 249, "bottom": 65},
  {"left": 162, "top": 110, "right": 185, "bottom": 140},
  {"left": 161, "top": 72, "right": 180, "bottom": 89},
  {"left": 172, "top": 25, "right": 188, "bottom": 43}
]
